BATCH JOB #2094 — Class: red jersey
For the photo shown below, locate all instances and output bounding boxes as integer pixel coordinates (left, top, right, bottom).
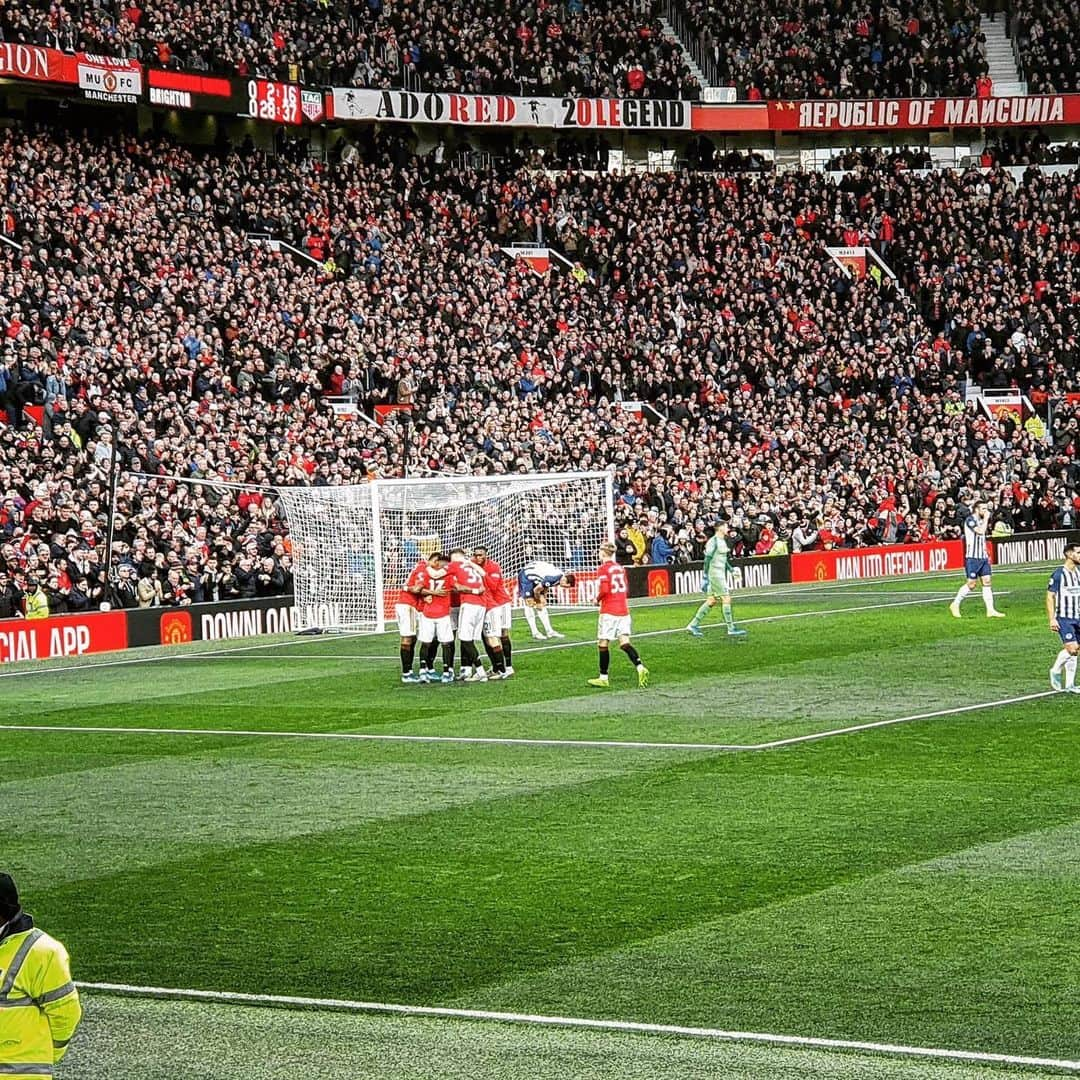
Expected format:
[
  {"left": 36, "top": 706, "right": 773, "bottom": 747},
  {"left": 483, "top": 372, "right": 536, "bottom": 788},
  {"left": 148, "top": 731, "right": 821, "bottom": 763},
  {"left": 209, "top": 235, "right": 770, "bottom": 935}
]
[
  {"left": 418, "top": 564, "right": 451, "bottom": 619},
  {"left": 479, "top": 558, "right": 512, "bottom": 608},
  {"left": 399, "top": 560, "right": 427, "bottom": 610},
  {"left": 446, "top": 559, "right": 487, "bottom": 605},
  {"left": 596, "top": 560, "right": 629, "bottom": 616}
]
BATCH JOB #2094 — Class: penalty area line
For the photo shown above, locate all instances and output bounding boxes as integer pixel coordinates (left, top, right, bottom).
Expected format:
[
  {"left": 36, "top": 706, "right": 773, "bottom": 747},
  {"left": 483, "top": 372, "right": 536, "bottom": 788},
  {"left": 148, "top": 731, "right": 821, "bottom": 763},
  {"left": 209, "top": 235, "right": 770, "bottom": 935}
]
[
  {"left": 75, "top": 982, "right": 1080, "bottom": 1072},
  {"left": 0, "top": 690, "right": 1058, "bottom": 753}
]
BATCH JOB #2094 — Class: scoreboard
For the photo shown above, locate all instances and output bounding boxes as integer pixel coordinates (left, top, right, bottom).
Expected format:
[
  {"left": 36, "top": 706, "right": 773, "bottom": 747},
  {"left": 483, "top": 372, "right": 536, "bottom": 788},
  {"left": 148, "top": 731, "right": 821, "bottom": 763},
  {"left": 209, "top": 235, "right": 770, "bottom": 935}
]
[{"left": 146, "top": 70, "right": 325, "bottom": 125}]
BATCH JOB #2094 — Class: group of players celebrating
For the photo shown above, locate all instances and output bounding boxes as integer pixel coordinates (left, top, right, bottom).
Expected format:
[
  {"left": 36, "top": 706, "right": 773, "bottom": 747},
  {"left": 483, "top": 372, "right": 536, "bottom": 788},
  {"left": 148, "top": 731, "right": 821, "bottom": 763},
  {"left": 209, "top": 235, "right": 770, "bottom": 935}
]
[{"left": 396, "top": 546, "right": 516, "bottom": 683}]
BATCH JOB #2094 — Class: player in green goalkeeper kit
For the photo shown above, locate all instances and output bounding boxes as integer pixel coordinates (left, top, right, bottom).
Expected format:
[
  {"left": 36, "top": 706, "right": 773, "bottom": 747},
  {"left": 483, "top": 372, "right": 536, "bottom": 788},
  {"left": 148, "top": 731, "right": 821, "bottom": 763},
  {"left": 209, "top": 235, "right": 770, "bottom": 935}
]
[{"left": 687, "top": 518, "right": 747, "bottom": 638}]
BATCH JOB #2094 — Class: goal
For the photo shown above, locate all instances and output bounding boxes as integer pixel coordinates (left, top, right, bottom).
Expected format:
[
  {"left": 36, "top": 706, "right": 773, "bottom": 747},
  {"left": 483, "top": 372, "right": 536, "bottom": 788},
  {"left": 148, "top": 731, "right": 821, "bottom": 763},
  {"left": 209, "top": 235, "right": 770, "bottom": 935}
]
[{"left": 276, "top": 471, "right": 615, "bottom": 633}]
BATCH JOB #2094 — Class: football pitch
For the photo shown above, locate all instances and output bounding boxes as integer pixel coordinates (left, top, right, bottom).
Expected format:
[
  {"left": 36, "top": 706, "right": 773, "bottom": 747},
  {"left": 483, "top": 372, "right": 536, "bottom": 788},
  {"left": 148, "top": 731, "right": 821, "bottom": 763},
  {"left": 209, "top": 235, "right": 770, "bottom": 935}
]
[{"left": 2, "top": 569, "right": 1079, "bottom": 1078}]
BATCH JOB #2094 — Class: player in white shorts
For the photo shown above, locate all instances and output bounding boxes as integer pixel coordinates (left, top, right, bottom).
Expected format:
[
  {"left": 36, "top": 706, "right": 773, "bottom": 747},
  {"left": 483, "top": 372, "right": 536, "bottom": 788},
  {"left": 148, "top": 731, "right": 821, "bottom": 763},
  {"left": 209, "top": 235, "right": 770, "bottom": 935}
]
[
  {"left": 474, "top": 545, "right": 513, "bottom": 677},
  {"left": 588, "top": 542, "right": 648, "bottom": 689},
  {"left": 396, "top": 557, "right": 427, "bottom": 683},
  {"left": 416, "top": 552, "right": 456, "bottom": 683},
  {"left": 447, "top": 549, "right": 489, "bottom": 681}
]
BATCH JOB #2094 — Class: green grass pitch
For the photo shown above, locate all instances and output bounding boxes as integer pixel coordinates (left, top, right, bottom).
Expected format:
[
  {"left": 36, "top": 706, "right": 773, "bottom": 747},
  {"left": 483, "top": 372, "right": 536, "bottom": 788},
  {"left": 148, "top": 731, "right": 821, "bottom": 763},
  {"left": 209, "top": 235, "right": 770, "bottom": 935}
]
[{"left": 2, "top": 569, "right": 1079, "bottom": 1078}]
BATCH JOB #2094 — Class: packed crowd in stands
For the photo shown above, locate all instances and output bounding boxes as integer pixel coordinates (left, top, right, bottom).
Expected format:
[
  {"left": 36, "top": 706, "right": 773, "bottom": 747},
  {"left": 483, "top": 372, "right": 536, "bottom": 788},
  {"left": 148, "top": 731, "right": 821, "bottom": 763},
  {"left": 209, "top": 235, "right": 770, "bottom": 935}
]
[
  {"left": 4, "top": 0, "right": 1006, "bottom": 101},
  {"left": 4, "top": 0, "right": 700, "bottom": 99},
  {"left": 1, "top": 121, "right": 1079, "bottom": 618},
  {"left": 678, "top": 0, "right": 988, "bottom": 99},
  {"left": 1014, "top": 0, "right": 1080, "bottom": 94}
]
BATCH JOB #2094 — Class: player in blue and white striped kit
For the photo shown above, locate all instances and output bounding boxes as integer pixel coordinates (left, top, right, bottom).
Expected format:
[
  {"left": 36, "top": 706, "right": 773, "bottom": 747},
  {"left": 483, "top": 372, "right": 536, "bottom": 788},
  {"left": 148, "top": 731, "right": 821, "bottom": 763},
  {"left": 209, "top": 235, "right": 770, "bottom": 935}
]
[
  {"left": 1047, "top": 542, "right": 1080, "bottom": 692},
  {"left": 518, "top": 560, "right": 575, "bottom": 640},
  {"left": 949, "top": 498, "right": 1005, "bottom": 618}
]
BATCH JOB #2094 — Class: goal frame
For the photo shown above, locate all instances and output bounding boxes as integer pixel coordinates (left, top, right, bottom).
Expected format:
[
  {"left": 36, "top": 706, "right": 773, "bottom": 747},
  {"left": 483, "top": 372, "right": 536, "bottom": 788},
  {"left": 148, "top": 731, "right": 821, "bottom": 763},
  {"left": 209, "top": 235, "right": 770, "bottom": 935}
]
[{"left": 287, "top": 469, "right": 616, "bottom": 634}]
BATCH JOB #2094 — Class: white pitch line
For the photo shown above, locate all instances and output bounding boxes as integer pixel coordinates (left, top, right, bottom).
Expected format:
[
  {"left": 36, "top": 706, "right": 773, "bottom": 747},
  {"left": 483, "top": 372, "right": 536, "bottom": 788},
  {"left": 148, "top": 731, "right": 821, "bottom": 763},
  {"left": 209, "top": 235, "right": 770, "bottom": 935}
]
[
  {"left": 745, "top": 690, "right": 1059, "bottom": 751},
  {"left": 76, "top": 982, "right": 1080, "bottom": 1072},
  {"left": 0, "top": 689, "right": 1058, "bottom": 753}
]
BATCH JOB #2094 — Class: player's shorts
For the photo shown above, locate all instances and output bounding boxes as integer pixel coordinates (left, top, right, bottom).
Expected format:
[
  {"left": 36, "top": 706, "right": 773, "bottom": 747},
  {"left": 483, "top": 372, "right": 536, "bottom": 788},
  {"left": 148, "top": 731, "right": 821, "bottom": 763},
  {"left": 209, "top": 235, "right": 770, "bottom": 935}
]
[
  {"left": 965, "top": 558, "right": 992, "bottom": 579},
  {"left": 450, "top": 607, "right": 459, "bottom": 633},
  {"left": 484, "top": 602, "right": 512, "bottom": 637},
  {"left": 1058, "top": 617, "right": 1080, "bottom": 645},
  {"left": 395, "top": 603, "right": 419, "bottom": 638},
  {"left": 706, "top": 570, "right": 734, "bottom": 598},
  {"left": 598, "top": 613, "right": 632, "bottom": 641},
  {"left": 419, "top": 614, "right": 455, "bottom": 643},
  {"left": 457, "top": 602, "right": 486, "bottom": 642}
]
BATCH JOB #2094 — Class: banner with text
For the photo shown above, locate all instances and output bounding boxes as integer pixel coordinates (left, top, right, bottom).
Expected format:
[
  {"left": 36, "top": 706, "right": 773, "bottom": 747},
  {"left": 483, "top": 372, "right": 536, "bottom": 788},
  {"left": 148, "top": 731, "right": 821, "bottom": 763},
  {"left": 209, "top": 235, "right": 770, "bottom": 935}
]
[
  {"left": 78, "top": 56, "right": 142, "bottom": 103},
  {"left": 329, "top": 88, "right": 691, "bottom": 129},
  {"left": 0, "top": 610, "right": 128, "bottom": 664},
  {"left": 991, "top": 529, "right": 1080, "bottom": 567},
  {"left": 791, "top": 541, "right": 964, "bottom": 584},
  {"left": 627, "top": 555, "right": 792, "bottom": 598},
  {"left": 0, "top": 44, "right": 142, "bottom": 99},
  {"left": 765, "top": 94, "right": 1079, "bottom": 132}
]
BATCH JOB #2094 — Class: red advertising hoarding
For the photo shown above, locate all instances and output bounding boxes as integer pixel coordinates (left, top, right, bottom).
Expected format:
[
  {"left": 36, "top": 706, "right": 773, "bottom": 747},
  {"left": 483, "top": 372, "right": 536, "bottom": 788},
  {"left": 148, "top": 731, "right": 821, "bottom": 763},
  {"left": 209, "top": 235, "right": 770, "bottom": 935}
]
[
  {"left": 765, "top": 94, "right": 1078, "bottom": 132},
  {"left": 0, "top": 611, "right": 128, "bottom": 664},
  {"left": 791, "top": 541, "right": 964, "bottom": 584},
  {"left": 0, "top": 44, "right": 142, "bottom": 101},
  {"left": 0, "top": 43, "right": 65, "bottom": 83},
  {"left": 691, "top": 93, "right": 1080, "bottom": 133}
]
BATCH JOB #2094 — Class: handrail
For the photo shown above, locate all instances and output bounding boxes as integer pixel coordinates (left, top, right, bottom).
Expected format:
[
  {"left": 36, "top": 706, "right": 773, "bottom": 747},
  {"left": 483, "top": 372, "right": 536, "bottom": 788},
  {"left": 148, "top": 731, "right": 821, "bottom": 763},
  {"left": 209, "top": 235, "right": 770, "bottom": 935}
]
[{"left": 245, "top": 232, "right": 323, "bottom": 268}]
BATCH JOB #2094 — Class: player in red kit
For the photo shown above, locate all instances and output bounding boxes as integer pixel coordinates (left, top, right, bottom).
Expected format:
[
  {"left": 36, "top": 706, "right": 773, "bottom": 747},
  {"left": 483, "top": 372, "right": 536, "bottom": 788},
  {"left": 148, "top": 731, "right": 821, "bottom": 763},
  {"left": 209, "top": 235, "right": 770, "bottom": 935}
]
[
  {"left": 589, "top": 541, "right": 649, "bottom": 688},
  {"left": 473, "top": 545, "right": 513, "bottom": 678},
  {"left": 417, "top": 552, "right": 456, "bottom": 683},
  {"left": 446, "top": 549, "right": 492, "bottom": 681},
  {"left": 397, "top": 558, "right": 427, "bottom": 683}
]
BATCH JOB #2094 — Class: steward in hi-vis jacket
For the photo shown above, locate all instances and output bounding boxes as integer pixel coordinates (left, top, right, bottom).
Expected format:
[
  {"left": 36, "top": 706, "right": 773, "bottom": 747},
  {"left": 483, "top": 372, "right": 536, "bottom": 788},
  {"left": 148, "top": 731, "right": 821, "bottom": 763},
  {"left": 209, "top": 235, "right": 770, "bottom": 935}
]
[{"left": 0, "top": 873, "right": 81, "bottom": 1078}]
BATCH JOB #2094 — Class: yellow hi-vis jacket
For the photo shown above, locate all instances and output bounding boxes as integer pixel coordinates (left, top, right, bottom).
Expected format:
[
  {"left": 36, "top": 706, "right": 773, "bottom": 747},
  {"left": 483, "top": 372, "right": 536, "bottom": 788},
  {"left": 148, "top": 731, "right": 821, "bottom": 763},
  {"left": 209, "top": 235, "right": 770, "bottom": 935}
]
[
  {"left": 0, "top": 920, "right": 82, "bottom": 1078},
  {"left": 23, "top": 591, "right": 48, "bottom": 621}
]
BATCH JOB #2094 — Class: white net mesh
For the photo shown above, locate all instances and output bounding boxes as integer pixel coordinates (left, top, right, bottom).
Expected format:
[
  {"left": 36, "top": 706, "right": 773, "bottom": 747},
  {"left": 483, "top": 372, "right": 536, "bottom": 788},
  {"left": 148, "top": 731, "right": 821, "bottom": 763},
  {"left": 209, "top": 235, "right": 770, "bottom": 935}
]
[
  {"left": 278, "top": 471, "right": 613, "bottom": 631},
  {"left": 275, "top": 484, "right": 379, "bottom": 631}
]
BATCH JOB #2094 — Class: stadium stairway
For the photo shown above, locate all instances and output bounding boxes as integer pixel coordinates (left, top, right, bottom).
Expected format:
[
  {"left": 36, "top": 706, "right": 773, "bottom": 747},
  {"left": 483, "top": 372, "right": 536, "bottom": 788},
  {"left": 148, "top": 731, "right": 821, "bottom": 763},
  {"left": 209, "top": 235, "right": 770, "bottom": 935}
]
[
  {"left": 660, "top": 16, "right": 710, "bottom": 90},
  {"left": 981, "top": 17, "right": 1027, "bottom": 97}
]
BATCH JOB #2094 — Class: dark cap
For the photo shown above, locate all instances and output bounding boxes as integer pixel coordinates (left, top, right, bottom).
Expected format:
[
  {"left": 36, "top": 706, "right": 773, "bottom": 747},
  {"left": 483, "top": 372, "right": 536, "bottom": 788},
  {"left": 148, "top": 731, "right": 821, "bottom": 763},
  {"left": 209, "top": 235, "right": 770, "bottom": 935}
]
[{"left": 0, "top": 873, "right": 18, "bottom": 918}]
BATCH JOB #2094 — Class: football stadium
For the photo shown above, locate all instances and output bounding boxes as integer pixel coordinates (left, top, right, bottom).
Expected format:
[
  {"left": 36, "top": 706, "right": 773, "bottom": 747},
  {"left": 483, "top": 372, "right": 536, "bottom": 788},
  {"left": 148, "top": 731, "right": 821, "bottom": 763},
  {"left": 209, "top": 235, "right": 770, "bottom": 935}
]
[{"left": 2, "top": 1, "right": 1080, "bottom": 1076}]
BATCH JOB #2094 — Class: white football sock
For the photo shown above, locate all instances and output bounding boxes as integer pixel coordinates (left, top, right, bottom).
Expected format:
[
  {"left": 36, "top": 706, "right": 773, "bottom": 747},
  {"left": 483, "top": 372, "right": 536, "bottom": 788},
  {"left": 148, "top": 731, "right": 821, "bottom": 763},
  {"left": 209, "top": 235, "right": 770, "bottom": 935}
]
[
  {"left": 981, "top": 586, "right": 995, "bottom": 613},
  {"left": 523, "top": 606, "right": 540, "bottom": 635},
  {"left": 1053, "top": 649, "right": 1070, "bottom": 673},
  {"left": 953, "top": 584, "right": 970, "bottom": 605},
  {"left": 1066, "top": 656, "right": 1078, "bottom": 689},
  {"left": 538, "top": 608, "right": 555, "bottom": 635}
]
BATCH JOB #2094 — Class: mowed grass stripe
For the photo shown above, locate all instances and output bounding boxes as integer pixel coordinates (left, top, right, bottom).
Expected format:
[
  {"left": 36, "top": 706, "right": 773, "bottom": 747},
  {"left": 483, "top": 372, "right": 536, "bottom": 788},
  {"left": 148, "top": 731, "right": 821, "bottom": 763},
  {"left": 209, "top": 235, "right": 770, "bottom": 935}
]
[
  {"left": 0, "top": 594, "right": 1039, "bottom": 746},
  {"left": 29, "top": 734, "right": 1080, "bottom": 1015},
  {"left": 66, "top": 994, "right": 1072, "bottom": 1080},
  {"left": 469, "top": 798, "right": 1080, "bottom": 1058},
  {"left": 1, "top": 628, "right": 1059, "bottom": 748},
  {"left": 2, "top": 743, "right": 684, "bottom": 886}
]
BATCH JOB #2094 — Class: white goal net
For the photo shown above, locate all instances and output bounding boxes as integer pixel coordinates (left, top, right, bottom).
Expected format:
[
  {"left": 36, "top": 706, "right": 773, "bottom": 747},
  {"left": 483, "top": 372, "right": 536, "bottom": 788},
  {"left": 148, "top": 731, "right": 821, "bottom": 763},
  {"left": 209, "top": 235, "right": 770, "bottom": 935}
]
[{"left": 276, "top": 471, "right": 615, "bottom": 632}]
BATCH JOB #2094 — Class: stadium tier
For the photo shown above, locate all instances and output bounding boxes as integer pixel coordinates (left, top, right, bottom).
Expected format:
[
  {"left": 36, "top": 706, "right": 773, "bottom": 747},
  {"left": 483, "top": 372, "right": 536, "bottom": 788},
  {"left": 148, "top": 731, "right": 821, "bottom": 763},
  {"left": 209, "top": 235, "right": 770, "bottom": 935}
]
[
  {"left": 5, "top": 0, "right": 700, "bottom": 99},
  {"left": 676, "top": 0, "right": 989, "bottom": 99},
  {"left": 5, "top": 0, "right": 1018, "bottom": 100},
  {"left": 1, "top": 121, "right": 1079, "bottom": 617},
  {"left": 1015, "top": 0, "right": 1080, "bottom": 94}
]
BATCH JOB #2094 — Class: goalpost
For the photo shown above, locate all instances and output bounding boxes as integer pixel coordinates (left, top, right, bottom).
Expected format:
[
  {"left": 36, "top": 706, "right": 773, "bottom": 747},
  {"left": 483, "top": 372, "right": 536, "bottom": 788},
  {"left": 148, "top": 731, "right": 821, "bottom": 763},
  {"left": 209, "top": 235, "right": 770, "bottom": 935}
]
[{"left": 276, "top": 471, "right": 616, "bottom": 633}]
